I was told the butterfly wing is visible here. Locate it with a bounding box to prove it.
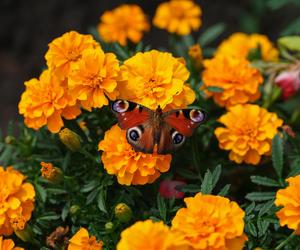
[157,108,207,154]
[111,100,156,153]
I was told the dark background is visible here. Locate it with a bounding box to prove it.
[0,0,299,133]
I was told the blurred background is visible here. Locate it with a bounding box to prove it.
[0,0,299,133]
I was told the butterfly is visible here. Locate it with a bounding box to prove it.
[111,99,207,154]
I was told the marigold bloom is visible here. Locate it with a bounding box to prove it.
[98,125,172,185]
[68,228,103,250]
[153,0,202,35]
[216,33,279,61]
[0,166,35,236]
[275,175,300,235]
[45,31,99,79]
[117,220,189,250]
[68,47,119,111]
[117,50,194,110]
[98,4,149,46]
[0,236,24,250]
[18,69,81,133]
[202,55,263,108]
[171,193,247,250]
[215,104,283,165]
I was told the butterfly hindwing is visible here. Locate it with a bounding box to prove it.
[111,100,155,153]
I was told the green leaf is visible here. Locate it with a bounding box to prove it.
[258,200,275,217]
[246,221,258,237]
[281,18,300,36]
[245,202,256,215]
[246,192,276,201]
[205,86,224,93]
[257,219,270,237]
[61,202,70,221]
[97,188,107,213]
[250,176,280,187]
[35,183,47,203]
[198,23,226,46]
[179,184,201,193]
[211,165,222,188]
[272,134,284,178]
[218,184,231,196]
[157,194,167,221]
[200,170,213,194]
[278,36,300,51]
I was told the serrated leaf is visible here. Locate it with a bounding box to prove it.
[198,23,226,46]
[246,192,276,201]
[205,86,224,93]
[245,202,256,215]
[218,184,230,196]
[200,170,213,194]
[258,200,275,217]
[61,202,70,221]
[246,221,258,237]
[250,176,280,187]
[157,194,167,221]
[86,188,99,205]
[211,165,222,188]
[35,183,47,203]
[257,219,270,237]
[272,134,284,178]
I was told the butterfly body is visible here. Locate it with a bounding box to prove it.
[111,100,207,154]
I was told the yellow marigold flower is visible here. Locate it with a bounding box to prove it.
[98,125,172,185]
[171,193,247,250]
[117,220,189,250]
[189,44,203,70]
[202,55,263,108]
[215,104,283,165]
[68,47,119,111]
[0,166,35,236]
[45,31,99,79]
[275,175,300,235]
[0,236,24,250]
[117,50,193,110]
[153,0,202,35]
[98,4,149,46]
[68,228,103,250]
[18,69,81,133]
[216,32,279,62]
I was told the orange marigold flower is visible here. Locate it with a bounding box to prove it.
[202,55,263,108]
[98,4,149,46]
[0,236,24,250]
[117,220,189,250]
[45,31,99,79]
[171,193,247,250]
[0,166,35,236]
[18,69,81,133]
[117,50,194,110]
[98,125,172,185]
[153,0,202,35]
[68,228,103,250]
[216,32,279,62]
[68,47,119,111]
[275,175,300,235]
[215,104,283,165]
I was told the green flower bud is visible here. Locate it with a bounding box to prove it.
[59,128,81,152]
[69,205,80,215]
[114,203,132,223]
[105,222,114,232]
[4,135,16,144]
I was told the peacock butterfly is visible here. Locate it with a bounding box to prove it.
[111,99,207,154]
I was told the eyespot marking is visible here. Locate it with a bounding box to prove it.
[189,109,205,123]
[171,131,185,146]
[112,100,129,113]
[127,127,142,142]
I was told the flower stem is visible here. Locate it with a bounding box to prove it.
[275,232,295,250]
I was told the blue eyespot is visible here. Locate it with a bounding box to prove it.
[190,110,205,123]
[173,133,184,144]
[129,130,139,141]
[113,100,129,113]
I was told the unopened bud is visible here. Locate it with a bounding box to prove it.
[12,217,34,243]
[59,128,81,152]
[105,222,114,232]
[40,162,63,183]
[189,44,203,70]
[114,203,132,223]
[69,205,80,215]
[5,135,16,144]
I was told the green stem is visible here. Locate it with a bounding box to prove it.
[79,148,98,163]
[275,232,295,250]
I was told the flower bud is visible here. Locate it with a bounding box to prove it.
[275,68,300,100]
[69,205,80,215]
[105,222,114,232]
[4,135,16,144]
[12,216,34,243]
[114,203,133,223]
[59,128,81,152]
[40,162,63,183]
[159,179,186,199]
[189,44,203,70]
